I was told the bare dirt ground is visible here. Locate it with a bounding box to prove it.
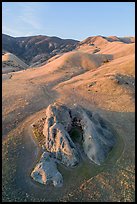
[2,41,135,202]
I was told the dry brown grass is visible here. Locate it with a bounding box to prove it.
[2,38,135,201]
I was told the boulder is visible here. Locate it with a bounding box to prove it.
[31,152,63,187]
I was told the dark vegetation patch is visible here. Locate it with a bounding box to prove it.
[87,81,96,88]
[32,117,46,146]
[115,74,135,89]
[103,59,110,63]
[69,127,83,145]
[93,48,100,54]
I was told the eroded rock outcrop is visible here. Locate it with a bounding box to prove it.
[43,103,79,167]
[31,152,63,187]
[31,102,116,186]
[71,107,116,165]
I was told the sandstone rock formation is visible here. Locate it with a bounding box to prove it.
[31,152,63,187]
[31,102,116,186]
[71,107,116,165]
[43,103,79,167]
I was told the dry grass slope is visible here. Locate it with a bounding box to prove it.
[2,35,135,202]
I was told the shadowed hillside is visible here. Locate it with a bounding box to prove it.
[2,34,79,66]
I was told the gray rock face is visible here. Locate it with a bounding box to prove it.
[31,152,63,187]
[70,106,116,165]
[31,102,116,187]
[43,103,79,167]
[74,108,116,165]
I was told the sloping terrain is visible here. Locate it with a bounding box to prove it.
[2,52,29,74]
[2,35,135,202]
[76,35,135,57]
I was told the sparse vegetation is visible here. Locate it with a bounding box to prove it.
[103,59,110,63]
[32,117,47,146]
[32,127,44,146]
[88,81,96,87]
[93,48,100,53]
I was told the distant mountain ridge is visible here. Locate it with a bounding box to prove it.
[2,34,79,66]
[2,34,135,67]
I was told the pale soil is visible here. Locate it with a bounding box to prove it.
[2,40,135,201]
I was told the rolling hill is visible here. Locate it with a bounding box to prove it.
[2,34,135,202]
[2,52,28,74]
